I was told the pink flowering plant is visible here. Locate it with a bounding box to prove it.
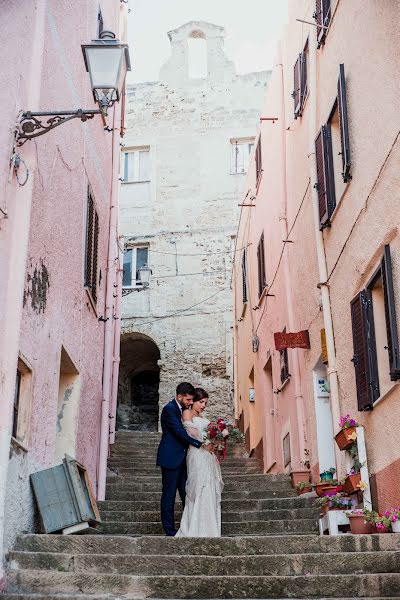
[339,414,359,429]
[384,508,400,524]
[315,491,353,510]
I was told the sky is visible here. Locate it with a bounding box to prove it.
[127,0,289,84]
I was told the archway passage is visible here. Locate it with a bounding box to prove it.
[117,333,160,431]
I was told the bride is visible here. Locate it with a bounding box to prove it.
[175,387,224,537]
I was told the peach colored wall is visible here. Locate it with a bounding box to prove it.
[233,0,400,509]
[0,0,125,568]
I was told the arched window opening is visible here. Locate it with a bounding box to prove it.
[188,32,207,79]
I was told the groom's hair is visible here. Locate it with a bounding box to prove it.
[176,382,196,396]
[193,388,209,401]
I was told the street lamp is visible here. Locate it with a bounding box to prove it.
[138,265,152,288]
[16,31,131,146]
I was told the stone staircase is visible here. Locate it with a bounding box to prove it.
[4,431,400,599]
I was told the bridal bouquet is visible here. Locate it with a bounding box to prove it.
[203,418,244,461]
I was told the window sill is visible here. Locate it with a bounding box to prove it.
[122,284,145,290]
[230,172,247,176]
[373,382,400,409]
[10,436,29,454]
[122,180,151,185]
[85,288,98,316]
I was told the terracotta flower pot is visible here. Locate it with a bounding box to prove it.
[348,514,373,535]
[335,427,357,450]
[296,486,312,496]
[290,471,310,487]
[372,524,390,534]
[315,483,343,497]
[343,473,361,494]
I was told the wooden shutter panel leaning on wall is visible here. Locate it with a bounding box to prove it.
[381,245,400,380]
[351,291,380,411]
[337,63,352,182]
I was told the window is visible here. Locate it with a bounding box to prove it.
[123,148,150,183]
[257,233,266,298]
[315,64,351,228]
[314,0,331,48]
[351,245,400,411]
[280,328,290,384]
[293,40,308,118]
[187,33,207,79]
[283,432,291,468]
[255,138,262,186]
[241,249,248,304]
[123,246,149,287]
[11,357,32,447]
[230,139,254,174]
[84,189,99,303]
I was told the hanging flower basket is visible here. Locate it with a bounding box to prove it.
[335,426,357,451]
[343,472,361,494]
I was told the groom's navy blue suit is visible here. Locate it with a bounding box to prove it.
[156,399,202,536]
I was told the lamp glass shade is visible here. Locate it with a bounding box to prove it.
[84,46,123,91]
[138,265,151,285]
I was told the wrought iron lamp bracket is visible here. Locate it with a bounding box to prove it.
[16,109,102,146]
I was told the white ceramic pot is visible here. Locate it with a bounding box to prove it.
[391,519,400,533]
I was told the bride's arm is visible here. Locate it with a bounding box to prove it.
[182,410,202,440]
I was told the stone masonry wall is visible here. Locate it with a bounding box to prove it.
[120,21,269,421]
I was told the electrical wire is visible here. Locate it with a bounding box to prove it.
[255,179,311,334]
[124,286,229,326]
[119,241,252,256]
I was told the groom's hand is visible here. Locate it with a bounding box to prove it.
[203,443,214,453]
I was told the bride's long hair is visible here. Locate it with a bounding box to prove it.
[193,387,209,402]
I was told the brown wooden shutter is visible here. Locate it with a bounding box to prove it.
[293,55,301,117]
[381,245,400,380]
[315,126,336,228]
[257,233,266,298]
[300,50,307,107]
[351,291,379,411]
[92,211,99,303]
[241,249,248,304]
[337,63,351,182]
[255,138,262,185]
[315,0,331,47]
[85,193,94,290]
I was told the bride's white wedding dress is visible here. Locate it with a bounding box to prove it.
[175,416,224,537]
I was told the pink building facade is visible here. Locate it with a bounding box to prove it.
[233,0,400,511]
[0,0,127,580]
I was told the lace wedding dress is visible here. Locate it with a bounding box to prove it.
[175,416,224,537]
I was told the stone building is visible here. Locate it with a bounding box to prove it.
[119,21,269,429]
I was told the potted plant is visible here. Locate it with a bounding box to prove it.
[335,415,359,451]
[343,468,362,494]
[383,509,400,533]
[314,479,343,497]
[315,492,353,516]
[346,508,373,534]
[320,467,336,482]
[296,481,312,495]
[372,513,391,533]
[290,470,310,487]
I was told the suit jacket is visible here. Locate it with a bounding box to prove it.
[156,400,202,469]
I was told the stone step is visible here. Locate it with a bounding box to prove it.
[104,478,294,491]
[107,456,260,465]
[97,496,315,512]
[3,596,400,600]
[8,550,400,577]
[99,508,319,523]
[96,518,318,536]
[107,465,262,475]
[105,489,297,500]
[7,570,400,598]
[15,533,400,556]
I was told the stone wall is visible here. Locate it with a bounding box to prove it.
[120,21,270,422]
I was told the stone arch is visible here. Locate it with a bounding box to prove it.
[117,332,161,431]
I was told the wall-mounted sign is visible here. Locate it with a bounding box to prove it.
[274,330,310,351]
[249,388,255,402]
[320,328,328,364]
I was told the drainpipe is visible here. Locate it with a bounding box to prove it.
[307,30,342,470]
[109,238,123,445]
[0,1,47,586]
[97,107,121,500]
[277,50,307,471]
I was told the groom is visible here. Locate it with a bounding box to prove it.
[156,382,212,536]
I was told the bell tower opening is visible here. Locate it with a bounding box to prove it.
[188,30,207,79]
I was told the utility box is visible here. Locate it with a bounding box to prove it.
[30,455,101,534]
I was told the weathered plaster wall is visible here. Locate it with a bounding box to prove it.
[0,0,123,555]
[121,21,269,420]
